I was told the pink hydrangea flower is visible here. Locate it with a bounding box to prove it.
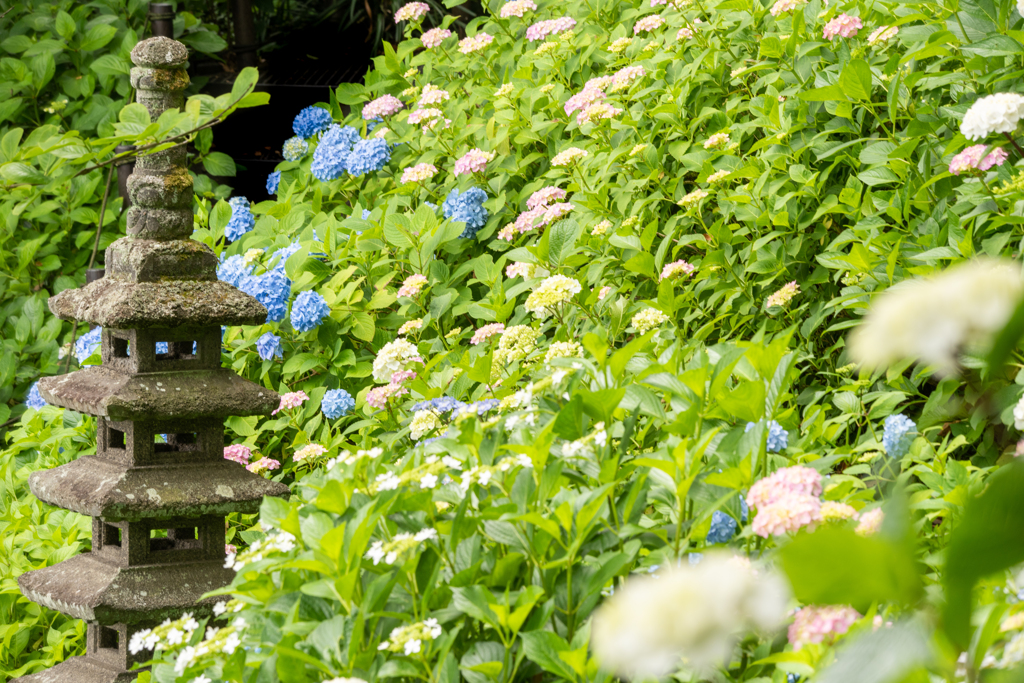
[527,186,568,210]
[633,15,666,33]
[273,391,310,415]
[770,0,803,15]
[395,2,429,23]
[223,444,252,465]
[661,260,696,280]
[294,443,327,462]
[390,369,418,384]
[471,323,505,344]
[398,274,429,297]
[225,543,237,555]
[677,27,694,39]
[855,508,884,535]
[454,148,496,176]
[823,14,863,39]
[543,202,574,222]
[421,28,452,48]
[948,145,1008,175]
[564,85,607,116]
[526,16,577,41]
[361,94,404,120]
[459,33,494,54]
[788,606,861,650]
[867,25,898,45]
[408,108,445,128]
[500,0,537,18]
[598,285,612,300]
[367,383,409,409]
[401,163,438,184]
[577,102,621,125]
[747,465,823,509]
[750,494,822,537]
[610,65,646,91]
[247,457,281,473]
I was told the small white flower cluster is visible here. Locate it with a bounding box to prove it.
[173,619,246,674]
[561,421,609,459]
[365,528,438,565]
[632,308,669,334]
[129,612,202,655]
[370,455,461,493]
[326,447,384,469]
[224,530,296,571]
[379,618,443,656]
[459,455,532,492]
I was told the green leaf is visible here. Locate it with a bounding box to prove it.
[816,622,933,683]
[986,293,1024,378]
[383,214,415,249]
[839,59,873,101]
[55,11,75,41]
[203,151,237,177]
[119,103,151,126]
[351,312,375,341]
[335,83,367,105]
[179,29,228,55]
[547,219,580,266]
[520,631,577,680]
[1,163,48,184]
[80,24,117,51]
[945,460,1024,648]
[858,167,900,186]
[210,200,232,232]
[779,526,921,612]
[230,67,260,105]
[799,84,847,102]
[91,54,131,76]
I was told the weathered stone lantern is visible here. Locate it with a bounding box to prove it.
[19,36,288,683]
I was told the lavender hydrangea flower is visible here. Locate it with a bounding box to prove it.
[290,290,330,332]
[883,414,916,458]
[345,138,392,177]
[292,106,333,138]
[311,124,361,182]
[225,197,256,242]
[442,187,489,239]
[266,170,281,195]
[240,270,291,322]
[413,396,467,413]
[322,388,356,419]
[74,326,102,364]
[217,254,252,288]
[256,332,282,360]
[25,381,46,409]
[282,136,309,161]
[745,420,789,453]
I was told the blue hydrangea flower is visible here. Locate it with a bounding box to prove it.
[74,326,102,364]
[156,341,168,354]
[25,381,46,410]
[745,420,788,453]
[225,197,256,242]
[270,242,301,273]
[413,396,467,413]
[367,117,383,133]
[345,138,392,177]
[266,170,281,195]
[883,414,916,458]
[788,675,801,683]
[687,553,703,565]
[322,388,355,419]
[443,187,489,239]
[240,270,291,322]
[362,209,372,220]
[455,399,501,416]
[292,106,333,138]
[217,254,253,288]
[256,332,282,360]
[706,510,738,544]
[291,290,330,332]
[310,124,361,182]
[282,136,309,161]
[424,201,438,211]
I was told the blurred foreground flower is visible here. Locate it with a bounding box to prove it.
[592,553,790,679]
[848,258,1023,375]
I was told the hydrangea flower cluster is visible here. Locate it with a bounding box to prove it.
[408,107,448,130]
[419,84,449,106]
[378,618,443,656]
[421,27,452,48]
[459,32,494,54]
[442,187,489,238]
[223,444,252,466]
[855,508,884,535]
[961,93,1024,140]
[454,148,496,176]
[362,95,404,122]
[770,0,804,15]
[661,260,696,280]
[225,197,256,242]
[766,281,800,308]
[788,606,861,650]
[501,0,537,18]
[367,382,411,409]
[526,16,577,41]
[247,456,281,474]
[706,510,738,544]
[398,274,429,297]
[746,465,822,537]
[745,420,789,452]
[74,326,102,364]
[256,332,283,360]
[524,275,582,317]
[224,529,296,571]
[704,132,730,150]
[882,414,916,458]
[394,1,429,22]
[506,262,536,279]
[24,381,46,409]
[545,341,583,362]
[633,15,665,33]
[322,388,355,419]
[632,308,669,333]
[372,339,423,383]
[410,410,443,440]
[346,138,392,177]
[948,145,1008,175]
[292,106,333,138]
[471,323,505,344]
[822,14,863,39]
[282,136,308,161]
[310,124,361,182]
[239,268,291,322]
[217,254,252,287]
[867,25,898,45]
[273,390,309,415]
[493,325,540,370]
[293,443,327,462]
[552,147,589,166]
[610,65,646,91]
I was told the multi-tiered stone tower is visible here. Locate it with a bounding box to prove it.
[20,36,289,683]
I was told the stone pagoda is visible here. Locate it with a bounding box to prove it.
[20,37,289,683]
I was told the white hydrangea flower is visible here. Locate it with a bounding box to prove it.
[1013,395,1024,430]
[961,93,1024,140]
[410,409,443,440]
[372,339,422,383]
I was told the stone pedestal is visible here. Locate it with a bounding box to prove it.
[18,36,288,683]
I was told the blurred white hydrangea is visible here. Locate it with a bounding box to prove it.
[961,93,1024,140]
[592,552,790,679]
[848,258,1023,375]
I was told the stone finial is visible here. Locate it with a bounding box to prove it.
[129,36,188,68]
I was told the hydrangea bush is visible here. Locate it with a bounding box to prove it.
[16,0,1024,680]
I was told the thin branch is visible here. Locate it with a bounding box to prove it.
[88,166,115,270]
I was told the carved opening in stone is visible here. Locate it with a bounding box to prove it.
[108,425,127,450]
[99,626,119,651]
[112,336,130,359]
[156,339,198,362]
[103,523,122,548]
[155,431,199,453]
[149,525,201,554]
